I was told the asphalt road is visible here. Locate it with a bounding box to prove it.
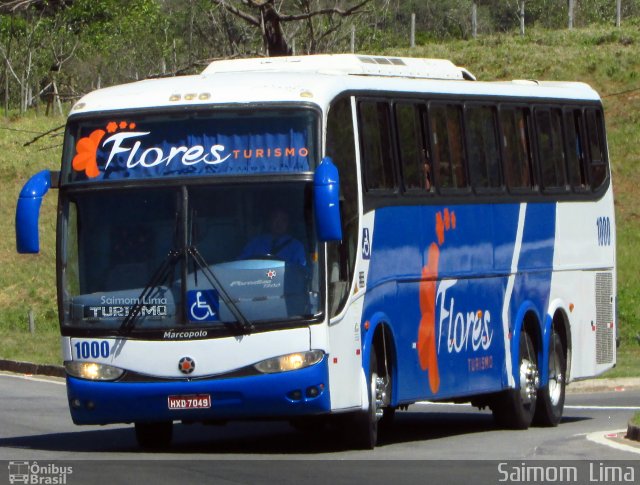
[1,372,638,484]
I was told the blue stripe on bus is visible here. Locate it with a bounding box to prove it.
[510,202,556,387]
[362,203,556,402]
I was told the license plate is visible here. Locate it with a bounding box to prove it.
[168,394,211,410]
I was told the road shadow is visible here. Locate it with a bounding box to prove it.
[0,408,593,455]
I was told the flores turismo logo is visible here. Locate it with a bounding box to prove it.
[8,461,73,484]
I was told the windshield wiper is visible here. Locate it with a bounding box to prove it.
[118,248,182,336]
[188,245,254,335]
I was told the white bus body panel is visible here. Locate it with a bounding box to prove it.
[63,327,311,378]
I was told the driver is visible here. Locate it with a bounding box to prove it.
[239,208,307,266]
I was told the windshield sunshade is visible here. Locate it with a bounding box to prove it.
[65,109,317,183]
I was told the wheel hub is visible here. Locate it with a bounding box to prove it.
[519,360,539,404]
[374,376,387,420]
[548,372,563,404]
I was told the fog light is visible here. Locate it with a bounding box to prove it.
[306,386,319,398]
[288,390,303,401]
[70,398,82,409]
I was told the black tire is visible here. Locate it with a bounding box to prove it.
[380,406,396,431]
[533,330,566,427]
[492,330,539,430]
[350,347,381,449]
[134,421,173,449]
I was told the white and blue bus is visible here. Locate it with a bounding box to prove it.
[16,54,616,449]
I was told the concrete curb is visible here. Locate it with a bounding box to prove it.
[0,359,65,378]
[566,377,640,393]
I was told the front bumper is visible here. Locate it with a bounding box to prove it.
[67,356,330,425]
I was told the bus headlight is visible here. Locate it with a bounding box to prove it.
[254,350,324,373]
[64,361,124,381]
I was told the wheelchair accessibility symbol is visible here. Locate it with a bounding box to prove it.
[362,228,371,260]
[187,290,219,322]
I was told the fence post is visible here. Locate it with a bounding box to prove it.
[472,2,477,39]
[3,60,7,117]
[568,0,574,29]
[519,0,525,36]
[28,310,35,335]
[410,13,416,48]
[616,0,622,27]
[351,24,356,53]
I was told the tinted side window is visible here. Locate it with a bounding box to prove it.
[500,107,534,190]
[429,103,467,189]
[326,97,358,317]
[359,101,395,191]
[535,108,567,190]
[327,98,358,222]
[395,103,432,192]
[466,105,501,190]
[564,109,588,190]
[586,108,607,190]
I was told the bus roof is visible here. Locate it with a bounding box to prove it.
[70,54,601,116]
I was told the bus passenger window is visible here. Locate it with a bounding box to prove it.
[466,105,501,190]
[359,101,395,191]
[535,108,567,190]
[395,103,432,192]
[564,109,588,190]
[500,108,534,190]
[429,103,467,190]
[586,109,607,190]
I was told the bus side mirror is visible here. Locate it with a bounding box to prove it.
[15,170,57,254]
[314,157,342,242]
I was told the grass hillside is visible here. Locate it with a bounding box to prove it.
[0,113,62,364]
[1,25,639,376]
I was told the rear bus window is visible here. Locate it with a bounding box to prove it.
[564,109,588,190]
[586,109,607,190]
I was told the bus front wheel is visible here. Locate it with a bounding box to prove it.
[492,330,539,430]
[534,330,566,427]
[135,421,173,449]
[351,346,386,449]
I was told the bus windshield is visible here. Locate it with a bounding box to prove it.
[61,181,321,335]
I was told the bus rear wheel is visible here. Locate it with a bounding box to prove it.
[534,330,566,427]
[492,330,539,430]
[135,421,173,449]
